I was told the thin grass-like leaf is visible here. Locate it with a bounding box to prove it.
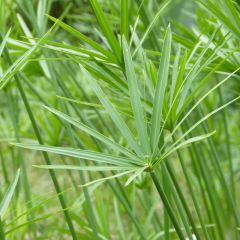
[120,0,129,40]
[150,25,171,150]
[133,0,171,57]
[124,166,147,186]
[89,0,121,62]
[47,15,117,62]
[81,65,144,157]
[159,131,216,163]
[79,169,138,187]
[122,37,150,155]
[0,25,54,89]
[0,28,11,57]
[44,105,142,161]
[33,165,135,171]
[158,95,240,160]
[12,143,143,167]
[0,169,20,218]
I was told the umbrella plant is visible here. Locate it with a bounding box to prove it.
[0,0,240,239]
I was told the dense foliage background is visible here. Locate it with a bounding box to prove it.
[0,0,240,239]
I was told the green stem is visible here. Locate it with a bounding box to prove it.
[172,134,211,240]
[162,163,193,240]
[142,190,163,231]
[196,105,239,227]
[185,120,224,240]
[165,161,201,239]
[7,92,36,238]
[218,86,235,200]
[48,58,99,240]
[150,171,185,240]
[188,147,217,239]
[0,219,5,240]
[1,35,78,240]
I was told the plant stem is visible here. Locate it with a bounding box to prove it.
[150,171,185,240]
[172,134,211,240]
[0,35,78,240]
[184,120,224,240]
[48,58,99,240]
[196,105,239,227]
[162,162,194,240]
[0,219,5,240]
[165,161,201,239]
[162,164,170,240]
[7,91,37,238]
[218,86,235,200]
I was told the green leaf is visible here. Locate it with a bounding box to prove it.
[89,0,121,63]
[133,0,171,57]
[171,67,240,140]
[177,27,220,112]
[79,169,137,187]
[122,37,150,155]
[120,0,129,40]
[125,166,147,186]
[158,94,240,158]
[198,0,240,37]
[0,169,20,219]
[150,25,171,151]
[0,28,11,57]
[0,25,54,90]
[160,131,216,163]
[169,44,181,105]
[13,143,142,167]
[47,15,117,63]
[81,65,144,158]
[44,105,143,162]
[34,165,135,172]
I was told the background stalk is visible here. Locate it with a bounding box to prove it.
[0,34,78,240]
[150,171,185,240]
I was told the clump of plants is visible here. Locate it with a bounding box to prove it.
[0,0,240,239]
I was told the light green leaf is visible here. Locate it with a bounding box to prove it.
[133,0,171,57]
[89,0,121,63]
[13,143,141,167]
[44,105,143,162]
[0,169,20,219]
[150,25,171,151]
[81,65,144,158]
[159,131,216,163]
[122,37,150,155]
[33,165,135,171]
[0,25,54,89]
[47,15,116,62]
[120,0,129,40]
[79,169,137,187]
[0,28,11,57]
[125,166,147,186]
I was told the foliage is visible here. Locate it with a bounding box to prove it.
[0,0,240,239]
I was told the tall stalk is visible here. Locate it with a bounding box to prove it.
[218,86,235,200]
[172,134,211,240]
[7,92,36,238]
[162,162,194,239]
[0,219,5,240]
[0,34,78,240]
[184,120,225,240]
[47,59,99,239]
[195,104,239,227]
[150,171,185,240]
